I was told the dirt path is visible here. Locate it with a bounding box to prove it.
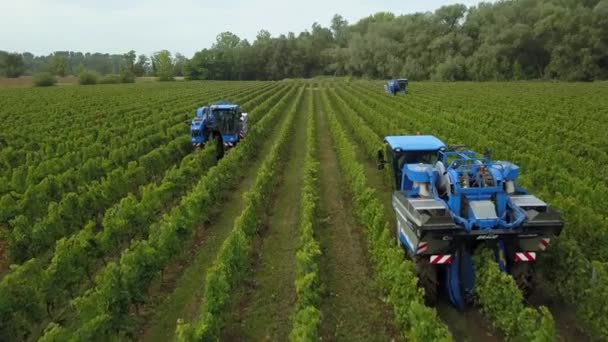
[315,89,399,341]
[220,88,309,341]
[138,98,296,342]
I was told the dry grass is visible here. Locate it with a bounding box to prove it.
[0,75,80,88]
[0,76,183,88]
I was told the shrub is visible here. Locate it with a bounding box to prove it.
[98,75,121,84]
[120,69,135,83]
[78,71,99,85]
[32,72,57,87]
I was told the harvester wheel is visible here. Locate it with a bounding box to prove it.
[414,256,438,305]
[210,132,224,160]
[511,262,535,298]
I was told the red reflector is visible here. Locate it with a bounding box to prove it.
[514,252,536,262]
[430,254,452,264]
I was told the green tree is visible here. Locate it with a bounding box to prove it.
[214,31,241,49]
[173,53,187,77]
[119,50,136,82]
[0,53,25,78]
[331,14,349,47]
[133,54,148,77]
[183,50,210,80]
[123,50,136,72]
[152,50,174,81]
[50,55,67,77]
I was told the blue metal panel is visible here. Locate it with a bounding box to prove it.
[493,161,519,180]
[222,134,238,143]
[405,164,433,183]
[211,104,239,110]
[398,230,415,253]
[401,165,414,191]
[384,135,446,151]
[196,106,207,117]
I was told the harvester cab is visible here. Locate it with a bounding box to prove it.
[385,78,408,95]
[378,135,563,309]
[190,101,248,158]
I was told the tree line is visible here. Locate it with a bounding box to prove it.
[0,50,187,80]
[2,0,607,81]
[184,0,608,81]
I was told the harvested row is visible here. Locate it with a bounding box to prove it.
[319,87,451,341]
[218,86,309,340]
[315,88,400,340]
[175,86,304,341]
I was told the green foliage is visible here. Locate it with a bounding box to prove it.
[98,74,121,84]
[0,82,287,339]
[290,87,322,340]
[37,84,297,339]
[32,72,57,86]
[539,239,608,339]
[474,248,555,340]
[153,50,175,81]
[178,88,303,341]
[78,70,99,85]
[0,52,25,77]
[6,0,608,81]
[181,1,607,81]
[320,89,451,341]
[119,69,135,83]
[133,54,149,77]
[330,80,608,340]
[50,55,68,77]
[2,80,608,341]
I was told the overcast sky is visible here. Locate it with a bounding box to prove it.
[1,0,485,57]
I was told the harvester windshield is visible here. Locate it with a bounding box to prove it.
[207,108,238,134]
[396,78,408,91]
[213,108,238,134]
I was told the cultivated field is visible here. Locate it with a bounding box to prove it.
[0,80,606,341]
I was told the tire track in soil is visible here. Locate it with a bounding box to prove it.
[138,94,298,342]
[221,86,309,341]
[315,87,400,341]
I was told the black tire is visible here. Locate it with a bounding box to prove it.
[214,133,225,160]
[511,262,535,298]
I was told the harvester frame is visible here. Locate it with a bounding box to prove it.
[190,101,248,159]
[378,135,562,308]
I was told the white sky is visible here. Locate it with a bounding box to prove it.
[0,0,486,57]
